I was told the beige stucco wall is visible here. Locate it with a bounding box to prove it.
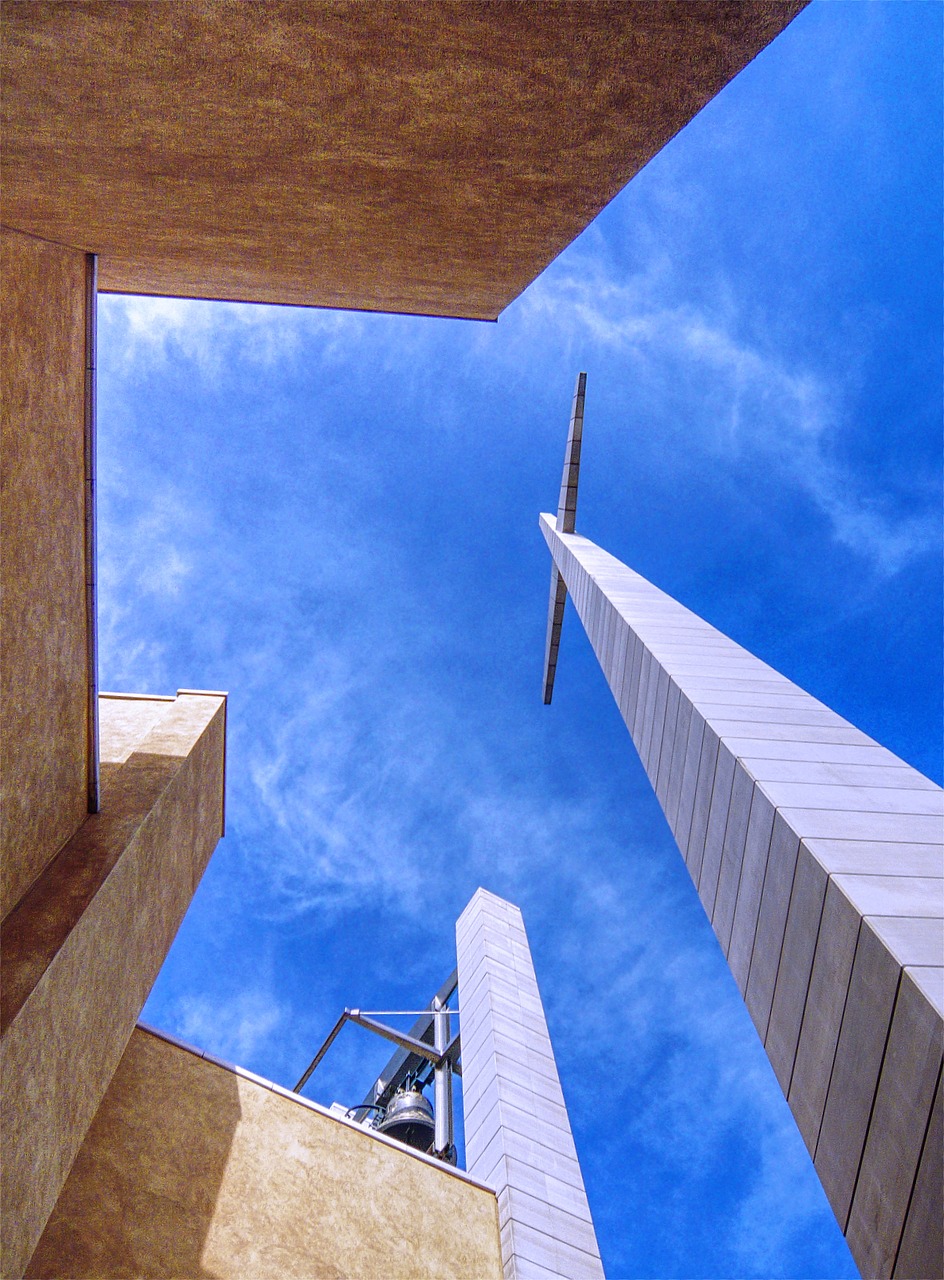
[99,692,178,768]
[27,1027,503,1279]
[0,226,90,922]
[1,693,227,1279]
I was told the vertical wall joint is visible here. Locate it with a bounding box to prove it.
[84,253,99,814]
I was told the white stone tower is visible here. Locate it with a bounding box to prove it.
[540,375,943,1280]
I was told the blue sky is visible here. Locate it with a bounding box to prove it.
[97,4,940,1277]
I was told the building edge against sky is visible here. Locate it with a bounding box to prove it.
[20,887,600,1280]
[539,378,943,1280]
[6,4,939,1278]
[23,1021,504,1279]
[1,2,806,319]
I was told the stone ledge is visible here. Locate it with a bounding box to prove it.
[1,691,226,1279]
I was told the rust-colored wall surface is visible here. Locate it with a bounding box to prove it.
[1,693,226,1280]
[27,1027,503,1279]
[0,228,89,922]
[2,1,806,320]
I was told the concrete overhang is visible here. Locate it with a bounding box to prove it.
[2,0,806,319]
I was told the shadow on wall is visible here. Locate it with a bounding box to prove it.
[26,1029,239,1280]
[25,1023,506,1280]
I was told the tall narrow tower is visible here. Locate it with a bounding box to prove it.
[541,376,943,1280]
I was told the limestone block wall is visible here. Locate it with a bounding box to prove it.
[457,889,604,1280]
[1,227,92,921]
[540,514,943,1280]
[1,692,227,1279]
[27,1025,503,1280]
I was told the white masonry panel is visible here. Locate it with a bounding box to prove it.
[540,512,943,1280]
[457,888,605,1280]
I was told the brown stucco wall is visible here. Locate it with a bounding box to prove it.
[2,2,806,320]
[1,693,227,1279]
[27,1027,503,1280]
[0,227,90,922]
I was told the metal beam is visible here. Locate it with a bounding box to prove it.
[361,969,459,1111]
[346,1012,443,1065]
[542,371,586,704]
[292,1011,348,1094]
[432,996,454,1157]
[294,970,462,1109]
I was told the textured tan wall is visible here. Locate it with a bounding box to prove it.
[98,691,177,775]
[28,1027,503,1280]
[0,227,89,922]
[1,693,227,1279]
[2,2,806,319]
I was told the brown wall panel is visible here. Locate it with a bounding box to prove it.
[2,2,806,319]
[0,228,89,922]
[27,1027,503,1280]
[0,693,226,1279]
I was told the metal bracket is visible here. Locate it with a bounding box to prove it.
[292,970,462,1099]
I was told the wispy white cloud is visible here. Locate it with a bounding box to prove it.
[236,665,576,921]
[516,258,936,577]
[547,875,846,1276]
[96,483,202,690]
[730,1108,832,1276]
[101,482,199,592]
[102,294,366,375]
[173,987,288,1067]
[100,268,936,583]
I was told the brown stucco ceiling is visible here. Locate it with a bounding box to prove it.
[1,1,806,319]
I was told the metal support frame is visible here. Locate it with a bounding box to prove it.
[432,995,453,1158]
[292,970,460,1162]
[359,969,460,1114]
